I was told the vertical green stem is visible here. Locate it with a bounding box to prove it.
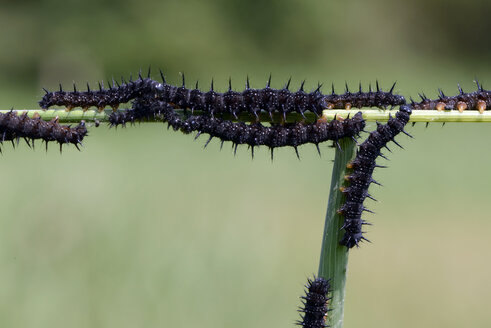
[318,137,356,328]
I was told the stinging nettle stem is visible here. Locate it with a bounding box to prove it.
[1,109,491,125]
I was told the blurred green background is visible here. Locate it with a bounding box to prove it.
[0,0,490,327]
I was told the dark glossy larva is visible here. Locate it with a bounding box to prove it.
[0,110,87,152]
[39,77,162,111]
[297,276,331,328]
[338,105,412,248]
[108,96,367,159]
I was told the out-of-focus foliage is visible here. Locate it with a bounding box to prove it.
[0,0,489,97]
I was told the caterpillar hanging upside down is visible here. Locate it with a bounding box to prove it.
[39,70,406,119]
[411,81,490,113]
[107,94,367,159]
[0,110,87,152]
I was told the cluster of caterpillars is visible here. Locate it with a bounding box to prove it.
[39,71,406,117]
[336,83,489,248]
[43,73,408,158]
[33,75,490,327]
[37,73,488,246]
[39,71,489,116]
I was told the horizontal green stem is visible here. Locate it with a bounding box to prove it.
[1,109,491,124]
[322,109,491,123]
[0,109,108,123]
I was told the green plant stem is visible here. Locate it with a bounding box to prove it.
[0,109,108,123]
[1,109,491,124]
[318,137,356,328]
[322,109,491,123]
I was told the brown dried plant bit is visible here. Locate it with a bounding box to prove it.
[435,102,446,111]
[477,100,486,114]
[456,101,467,113]
[316,114,328,124]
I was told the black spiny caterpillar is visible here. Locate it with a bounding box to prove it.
[297,276,331,328]
[411,81,490,113]
[338,105,413,248]
[0,110,87,152]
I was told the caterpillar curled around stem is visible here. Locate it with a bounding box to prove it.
[411,81,490,113]
[297,276,331,328]
[108,96,367,159]
[338,105,413,248]
[39,72,406,119]
[0,110,88,152]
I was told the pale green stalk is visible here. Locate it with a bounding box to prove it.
[0,109,107,123]
[1,109,491,124]
[322,109,491,123]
